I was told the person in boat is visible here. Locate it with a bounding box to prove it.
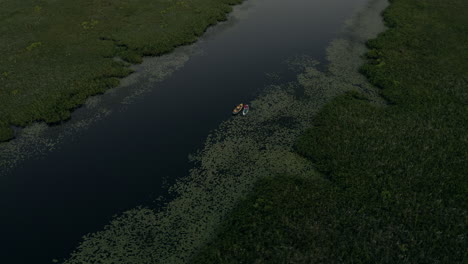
[233,103,243,114]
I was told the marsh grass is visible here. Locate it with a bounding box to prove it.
[193,0,468,263]
[0,0,243,141]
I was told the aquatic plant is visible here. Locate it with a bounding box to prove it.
[0,0,243,142]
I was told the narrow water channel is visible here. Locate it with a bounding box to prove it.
[0,0,370,263]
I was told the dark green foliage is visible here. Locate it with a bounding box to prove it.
[193,0,467,263]
[0,0,243,141]
[0,121,14,141]
[193,175,343,264]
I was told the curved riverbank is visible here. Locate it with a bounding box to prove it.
[62,0,389,263]
[194,0,468,262]
[0,0,243,141]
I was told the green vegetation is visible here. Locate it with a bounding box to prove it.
[0,0,242,141]
[193,0,468,263]
[192,175,343,263]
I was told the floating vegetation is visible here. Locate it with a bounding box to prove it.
[195,0,468,262]
[119,44,196,105]
[63,1,389,263]
[0,106,112,175]
[0,21,201,176]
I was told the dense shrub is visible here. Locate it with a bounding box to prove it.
[193,0,467,263]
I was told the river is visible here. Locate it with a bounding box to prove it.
[0,0,375,263]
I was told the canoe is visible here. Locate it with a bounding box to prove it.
[242,104,249,116]
[232,103,243,115]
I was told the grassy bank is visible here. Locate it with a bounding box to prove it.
[0,0,242,141]
[192,0,468,263]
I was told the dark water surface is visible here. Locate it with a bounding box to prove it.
[0,0,368,263]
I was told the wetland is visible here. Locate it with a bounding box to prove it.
[1,0,375,263]
[1,0,465,263]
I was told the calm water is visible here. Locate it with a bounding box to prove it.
[0,0,369,263]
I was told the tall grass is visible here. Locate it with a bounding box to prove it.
[0,0,243,141]
[192,0,468,263]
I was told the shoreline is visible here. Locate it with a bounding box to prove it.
[0,0,244,142]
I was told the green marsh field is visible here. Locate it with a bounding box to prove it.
[0,0,242,141]
[194,0,468,263]
[1,0,466,263]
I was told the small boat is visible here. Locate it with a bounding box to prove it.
[232,103,243,115]
[242,104,249,116]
